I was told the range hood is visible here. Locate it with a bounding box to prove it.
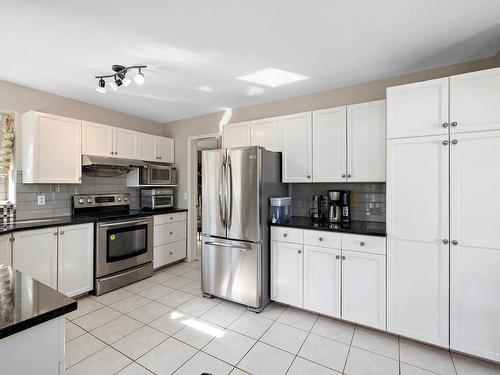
[82,155,146,177]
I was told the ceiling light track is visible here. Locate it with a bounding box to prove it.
[95,64,147,93]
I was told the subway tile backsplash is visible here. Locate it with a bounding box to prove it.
[290,182,386,223]
[14,171,140,220]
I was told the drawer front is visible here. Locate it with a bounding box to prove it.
[154,212,187,225]
[304,230,341,249]
[342,234,386,255]
[154,221,186,246]
[271,227,304,244]
[154,239,186,269]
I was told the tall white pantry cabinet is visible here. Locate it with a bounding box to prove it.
[386,66,500,361]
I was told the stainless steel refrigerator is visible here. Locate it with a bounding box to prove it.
[201,146,287,311]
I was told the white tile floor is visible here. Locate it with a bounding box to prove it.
[65,260,500,375]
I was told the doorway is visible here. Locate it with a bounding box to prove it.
[186,134,220,261]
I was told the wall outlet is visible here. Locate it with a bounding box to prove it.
[37,195,45,205]
[183,192,188,200]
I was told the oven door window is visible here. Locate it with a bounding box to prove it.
[107,224,148,262]
[153,196,172,207]
[151,168,170,183]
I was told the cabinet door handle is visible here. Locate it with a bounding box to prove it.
[442,123,449,128]
[110,151,114,155]
[336,255,340,259]
[341,255,346,260]
[60,231,64,235]
[53,232,58,236]
[442,140,449,145]
[452,240,459,245]
[360,241,365,246]
[452,139,458,145]
[347,173,352,178]
[298,249,302,254]
[318,237,323,242]
[451,121,458,127]
[169,232,173,235]
[442,239,449,244]
[283,233,288,238]
[342,174,346,178]
[169,251,173,255]
[307,175,311,179]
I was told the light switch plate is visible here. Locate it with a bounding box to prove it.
[183,192,188,200]
[37,195,45,205]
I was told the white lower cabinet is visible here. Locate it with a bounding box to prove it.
[0,234,12,266]
[13,228,58,289]
[341,250,386,329]
[271,228,386,330]
[153,212,187,268]
[12,224,93,296]
[57,224,94,297]
[303,245,341,317]
[271,241,303,307]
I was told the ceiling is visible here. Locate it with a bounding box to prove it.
[1,0,500,123]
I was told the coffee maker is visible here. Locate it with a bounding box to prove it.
[328,190,351,224]
[327,191,342,223]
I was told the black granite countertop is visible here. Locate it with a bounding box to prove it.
[0,207,188,235]
[270,217,386,237]
[0,265,77,339]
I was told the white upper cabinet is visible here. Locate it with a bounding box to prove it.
[138,133,157,162]
[57,223,93,297]
[113,127,139,159]
[250,117,282,151]
[386,77,449,139]
[303,245,341,317]
[157,136,174,163]
[450,67,500,134]
[450,130,500,362]
[222,121,251,148]
[282,112,312,182]
[22,111,82,184]
[386,135,449,347]
[342,250,386,329]
[13,227,58,289]
[347,100,386,182]
[271,241,303,307]
[82,121,113,157]
[312,106,347,182]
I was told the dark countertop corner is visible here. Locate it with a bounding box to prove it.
[270,216,386,237]
[0,265,76,339]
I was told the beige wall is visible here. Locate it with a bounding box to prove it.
[164,54,500,207]
[0,79,163,169]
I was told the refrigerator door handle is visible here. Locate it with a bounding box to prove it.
[226,153,233,229]
[219,154,226,228]
[204,241,252,252]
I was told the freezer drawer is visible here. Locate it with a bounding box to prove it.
[201,236,261,308]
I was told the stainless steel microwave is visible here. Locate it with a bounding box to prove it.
[139,165,177,185]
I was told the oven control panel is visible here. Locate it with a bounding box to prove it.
[73,193,131,208]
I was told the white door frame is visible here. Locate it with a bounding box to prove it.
[186,132,220,262]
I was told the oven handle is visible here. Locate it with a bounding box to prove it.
[98,219,151,228]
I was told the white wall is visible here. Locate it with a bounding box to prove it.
[163,53,500,207]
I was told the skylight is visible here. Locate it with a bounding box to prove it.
[238,68,309,88]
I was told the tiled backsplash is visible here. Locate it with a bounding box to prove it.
[14,171,140,220]
[290,182,386,223]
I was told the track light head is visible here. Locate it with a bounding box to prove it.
[114,76,123,87]
[134,69,145,85]
[96,78,106,93]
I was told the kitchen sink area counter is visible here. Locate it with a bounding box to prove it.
[270,216,386,237]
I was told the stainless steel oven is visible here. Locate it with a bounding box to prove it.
[139,164,177,185]
[95,216,153,295]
